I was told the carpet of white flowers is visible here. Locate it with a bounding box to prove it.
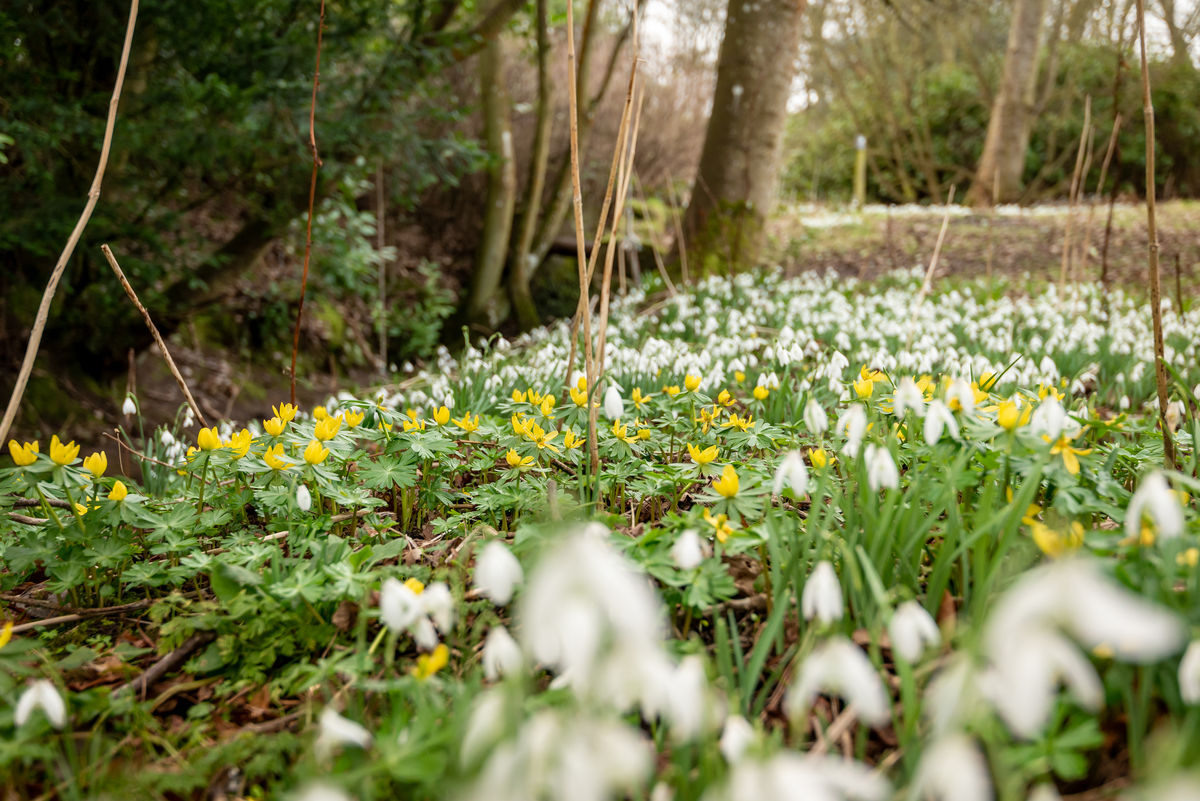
[2,268,1200,800]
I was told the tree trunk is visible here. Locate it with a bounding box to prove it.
[678,0,806,276]
[455,13,516,329]
[969,0,1048,206]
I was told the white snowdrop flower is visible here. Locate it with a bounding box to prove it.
[671,529,705,570]
[864,444,899,491]
[1179,640,1200,704]
[802,561,843,624]
[1194,383,1200,402]
[460,688,509,767]
[803,398,829,434]
[182,405,195,428]
[924,400,959,444]
[718,751,891,801]
[604,385,625,420]
[1027,784,1062,801]
[296,484,312,512]
[474,541,524,605]
[291,784,355,801]
[650,782,674,801]
[786,637,890,727]
[893,377,924,419]
[483,626,524,681]
[411,617,439,651]
[888,601,940,662]
[838,405,867,456]
[15,680,66,729]
[1166,400,1185,432]
[828,350,850,376]
[947,378,977,415]
[1119,395,1131,411]
[772,451,809,498]
[421,582,455,633]
[122,395,137,417]
[1126,472,1184,542]
[924,654,987,735]
[379,577,422,632]
[1030,396,1067,439]
[913,734,993,801]
[315,707,373,756]
[664,655,713,742]
[719,715,756,763]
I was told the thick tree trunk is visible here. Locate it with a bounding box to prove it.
[455,16,516,328]
[678,0,806,276]
[969,0,1048,206]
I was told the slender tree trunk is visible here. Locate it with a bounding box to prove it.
[679,0,807,276]
[969,0,1048,206]
[508,0,551,331]
[457,13,516,327]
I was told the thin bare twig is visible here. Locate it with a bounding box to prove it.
[115,630,217,699]
[1060,95,1092,291]
[0,0,140,444]
[906,186,956,349]
[290,0,327,406]
[102,245,207,428]
[1080,113,1122,277]
[10,598,158,635]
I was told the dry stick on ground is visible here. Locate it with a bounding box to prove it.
[10,598,159,635]
[289,0,327,406]
[0,0,139,446]
[905,186,956,350]
[564,0,600,475]
[1136,0,1176,471]
[1059,95,1092,292]
[115,630,218,699]
[1080,113,1122,278]
[101,245,208,429]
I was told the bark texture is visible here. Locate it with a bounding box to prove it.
[970,0,1048,206]
[679,0,806,275]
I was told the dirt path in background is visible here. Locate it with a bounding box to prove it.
[769,200,1200,291]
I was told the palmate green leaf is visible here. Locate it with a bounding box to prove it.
[358,458,419,490]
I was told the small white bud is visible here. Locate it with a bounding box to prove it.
[296,484,312,512]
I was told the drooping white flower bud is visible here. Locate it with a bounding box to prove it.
[671,529,704,570]
[893,377,925,419]
[122,395,138,417]
[15,680,66,729]
[296,483,312,512]
[483,626,524,681]
[772,451,809,498]
[801,561,843,625]
[804,398,829,435]
[888,601,941,662]
[604,385,625,420]
[865,443,899,491]
[924,400,959,445]
[1125,471,1184,542]
[474,541,524,605]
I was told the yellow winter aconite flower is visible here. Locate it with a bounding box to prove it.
[563,429,583,450]
[696,406,719,434]
[108,480,128,502]
[1177,547,1199,568]
[402,410,426,432]
[505,449,533,468]
[511,414,534,437]
[688,443,718,466]
[570,384,589,407]
[717,389,735,408]
[631,387,652,409]
[1044,430,1092,475]
[0,620,12,651]
[1030,519,1084,558]
[722,413,753,432]
[74,502,88,516]
[996,398,1027,432]
[453,413,480,433]
[684,374,702,392]
[313,405,329,421]
[273,403,298,424]
[264,443,292,471]
[414,643,449,680]
[343,409,365,428]
[611,420,635,445]
[8,440,39,467]
[50,434,80,465]
[263,416,286,436]
[636,428,652,441]
[433,406,451,425]
[303,439,330,465]
[82,451,108,478]
[1038,383,1065,401]
[860,366,887,384]
[663,385,682,397]
[528,423,559,452]
[197,427,221,452]
[511,389,527,404]
[539,395,556,417]
[734,371,746,383]
[703,507,734,543]
[753,385,769,401]
[315,416,342,441]
[405,577,426,594]
[853,377,875,399]
[712,464,740,498]
[225,429,253,459]
[810,447,831,469]
[525,388,544,406]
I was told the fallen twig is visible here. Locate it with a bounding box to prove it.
[115,630,217,699]
[10,598,158,634]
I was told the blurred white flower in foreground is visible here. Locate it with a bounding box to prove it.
[1179,640,1200,704]
[864,444,899,491]
[460,709,651,801]
[1030,396,1067,439]
[888,601,940,662]
[893,377,925,419]
[719,715,756,763]
[705,752,890,801]
[801,561,843,625]
[947,378,977,416]
[292,784,355,801]
[474,541,524,605]
[315,707,372,756]
[1027,784,1062,801]
[804,398,829,435]
[786,637,890,727]
[671,529,705,570]
[483,626,524,681]
[379,578,455,650]
[912,734,992,801]
[773,451,809,498]
[15,680,66,729]
[982,558,1184,738]
[924,400,959,445]
[838,406,867,456]
[1125,472,1183,542]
